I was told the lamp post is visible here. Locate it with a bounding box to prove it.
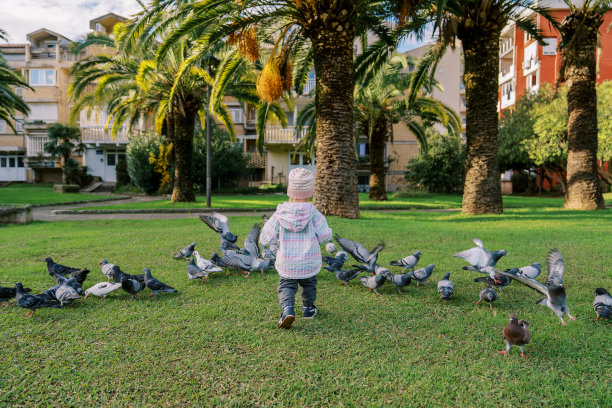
[203,56,219,208]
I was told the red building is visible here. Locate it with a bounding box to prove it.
[499,0,612,111]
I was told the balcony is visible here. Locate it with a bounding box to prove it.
[302,79,315,95]
[522,58,539,76]
[265,126,309,144]
[499,64,514,84]
[26,135,51,157]
[81,126,131,144]
[247,152,266,168]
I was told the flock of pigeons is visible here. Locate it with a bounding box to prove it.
[2,212,610,357]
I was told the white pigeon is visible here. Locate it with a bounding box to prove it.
[506,262,542,280]
[325,242,337,255]
[99,259,116,281]
[193,251,223,273]
[84,282,122,299]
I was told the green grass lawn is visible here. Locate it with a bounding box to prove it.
[1,208,611,406]
[0,184,106,205]
[83,191,612,211]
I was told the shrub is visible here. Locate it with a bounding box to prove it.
[192,127,250,192]
[126,131,167,194]
[405,129,465,194]
[115,158,131,187]
[63,158,93,187]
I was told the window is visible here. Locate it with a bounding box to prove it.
[0,158,6,167]
[229,108,244,124]
[245,139,257,153]
[358,143,369,157]
[9,157,15,167]
[525,32,534,43]
[107,154,116,166]
[302,155,312,165]
[28,103,58,121]
[29,69,55,86]
[17,157,24,167]
[290,153,300,165]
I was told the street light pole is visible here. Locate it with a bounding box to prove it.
[206,83,212,208]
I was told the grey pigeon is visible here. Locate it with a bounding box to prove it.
[437,272,454,300]
[499,313,531,357]
[187,257,208,281]
[110,265,145,284]
[261,246,276,260]
[219,240,240,253]
[38,285,60,303]
[323,251,348,272]
[241,224,261,258]
[84,282,122,299]
[44,257,81,277]
[0,286,32,301]
[474,274,512,292]
[505,263,541,280]
[390,251,422,272]
[143,268,178,297]
[53,273,84,295]
[16,282,61,317]
[406,264,435,287]
[359,266,388,295]
[174,242,196,259]
[54,278,81,306]
[67,268,91,286]
[200,212,239,252]
[381,269,412,293]
[593,288,612,321]
[220,252,274,278]
[99,259,116,281]
[477,286,498,309]
[325,242,337,255]
[329,267,363,285]
[335,234,385,274]
[454,238,507,277]
[498,249,576,325]
[120,276,144,301]
[193,251,223,273]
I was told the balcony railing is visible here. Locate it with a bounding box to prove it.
[81,126,131,144]
[247,152,266,168]
[302,79,315,95]
[265,126,309,144]
[26,135,51,157]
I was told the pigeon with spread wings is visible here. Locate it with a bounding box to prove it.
[335,235,384,274]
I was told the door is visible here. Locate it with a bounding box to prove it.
[0,154,26,181]
[104,151,125,182]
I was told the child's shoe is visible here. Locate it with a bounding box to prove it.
[278,306,295,329]
[302,306,317,319]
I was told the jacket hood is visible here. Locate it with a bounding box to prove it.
[276,202,316,232]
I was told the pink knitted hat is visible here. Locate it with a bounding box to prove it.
[287,167,315,199]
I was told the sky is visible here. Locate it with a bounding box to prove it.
[0,0,142,43]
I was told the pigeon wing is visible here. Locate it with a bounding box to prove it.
[220,254,252,271]
[244,224,261,258]
[473,238,485,248]
[497,270,548,296]
[335,235,370,263]
[546,249,565,287]
[366,242,385,264]
[199,215,223,234]
[454,247,486,268]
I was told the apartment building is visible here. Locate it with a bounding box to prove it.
[0,13,136,183]
[498,0,612,111]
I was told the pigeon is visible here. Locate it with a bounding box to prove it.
[84,282,122,299]
[329,267,363,285]
[120,276,144,301]
[335,235,385,274]
[477,286,498,310]
[437,272,454,300]
[474,274,512,292]
[54,278,81,306]
[0,286,32,301]
[187,257,208,281]
[52,273,84,295]
[99,259,116,281]
[241,224,262,258]
[389,251,422,272]
[110,265,145,284]
[38,285,60,303]
[359,266,388,295]
[406,264,435,287]
[219,252,274,278]
[499,313,531,358]
[193,251,223,273]
[15,282,61,317]
[174,242,196,259]
[261,246,276,260]
[454,238,507,277]
[325,242,337,255]
[381,270,412,293]
[593,288,612,321]
[43,257,81,277]
[506,262,542,280]
[219,240,240,253]
[67,268,91,286]
[323,251,348,272]
[143,268,178,297]
[200,212,239,251]
[498,249,576,325]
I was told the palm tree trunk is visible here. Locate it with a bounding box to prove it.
[563,15,605,209]
[171,109,196,202]
[368,117,388,201]
[311,28,360,219]
[459,32,504,214]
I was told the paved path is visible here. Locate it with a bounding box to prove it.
[32,195,460,221]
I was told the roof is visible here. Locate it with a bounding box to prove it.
[89,13,128,30]
[26,28,72,44]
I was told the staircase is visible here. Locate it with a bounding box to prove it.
[82,181,116,193]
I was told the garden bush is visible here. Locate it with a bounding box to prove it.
[126,131,166,194]
[63,158,93,188]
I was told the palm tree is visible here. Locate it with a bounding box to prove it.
[359,1,551,214]
[557,0,609,210]
[0,28,32,132]
[136,0,411,219]
[43,123,85,184]
[296,54,460,201]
